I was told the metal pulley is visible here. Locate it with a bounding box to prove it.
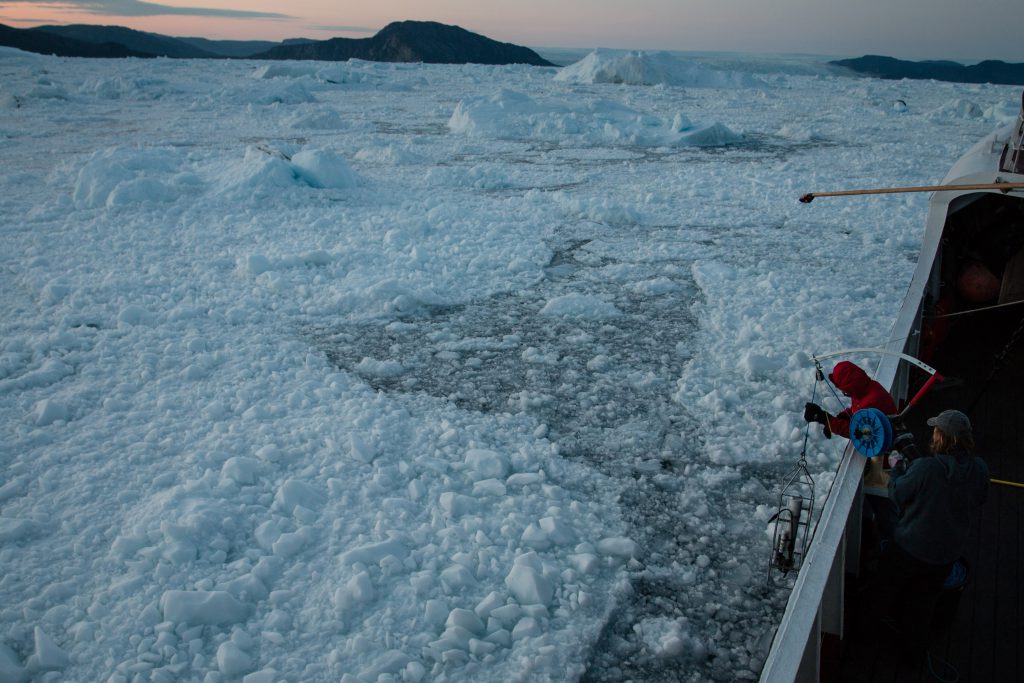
[849,407,894,457]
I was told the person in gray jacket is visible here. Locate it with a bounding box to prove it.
[877,409,989,660]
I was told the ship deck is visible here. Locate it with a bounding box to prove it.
[835,304,1023,682]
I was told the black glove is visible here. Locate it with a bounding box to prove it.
[891,457,908,477]
[803,402,827,424]
[892,431,920,462]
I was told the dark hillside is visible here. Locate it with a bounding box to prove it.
[831,55,1024,85]
[255,20,554,66]
[0,20,554,65]
[0,23,145,58]
[33,24,218,58]
[176,36,314,58]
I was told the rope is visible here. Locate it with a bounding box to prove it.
[820,371,850,419]
[806,430,846,546]
[798,363,823,462]
[803,360,849,545]
[925,298,1024,320]
[992,478,1024,489]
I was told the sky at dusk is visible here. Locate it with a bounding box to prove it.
[1,0,1022,62]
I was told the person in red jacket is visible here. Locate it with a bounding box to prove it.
[803,361,897,438]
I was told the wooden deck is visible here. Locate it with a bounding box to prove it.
[835,306,1024,682]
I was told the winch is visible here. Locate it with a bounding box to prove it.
[766,349,944,585]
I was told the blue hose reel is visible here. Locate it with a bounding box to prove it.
[849,408,894,457]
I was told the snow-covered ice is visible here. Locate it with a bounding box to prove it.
[554,49,760,88]
[0,45,1019,682]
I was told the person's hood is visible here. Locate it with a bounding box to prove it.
[936,450,974,482]
[829,361,871,397]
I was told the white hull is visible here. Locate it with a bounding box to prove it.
[759,100,1024,683]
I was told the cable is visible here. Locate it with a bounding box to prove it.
[925,297,1024,320]
[806,437,845,545]
[804,363,848,544]
[797,367,821,462]
[822,376,848,409]
[925,650,960,683]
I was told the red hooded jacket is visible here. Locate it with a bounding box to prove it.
[827,361,897,438]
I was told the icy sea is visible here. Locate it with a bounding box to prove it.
[1,45,1019,683]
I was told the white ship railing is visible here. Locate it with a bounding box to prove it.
[758,177,951,683]
[758,440,865,683]
[757,107,1022,679]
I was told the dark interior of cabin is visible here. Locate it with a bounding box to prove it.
[835,192,1024,682]
[921,192,1024,392]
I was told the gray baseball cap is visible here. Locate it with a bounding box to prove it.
[926,409,972,436]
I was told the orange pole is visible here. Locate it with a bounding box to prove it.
[800,182,1024,203]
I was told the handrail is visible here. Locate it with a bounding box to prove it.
[759,345,911,682]
[758,443,863,682]
[760,233,934,682]
[760,132,1018,683]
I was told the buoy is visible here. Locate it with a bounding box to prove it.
[957,260,1001,303]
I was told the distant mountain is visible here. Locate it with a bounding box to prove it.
[0,21,553,65]
[33,24,220,58]
[0,23,146,58]
[35,25,315,58]
[177,36,314,59]
[831,55,1024,85]
[254,20,555,66]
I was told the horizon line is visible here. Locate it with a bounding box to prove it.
[0,18,1013,65]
